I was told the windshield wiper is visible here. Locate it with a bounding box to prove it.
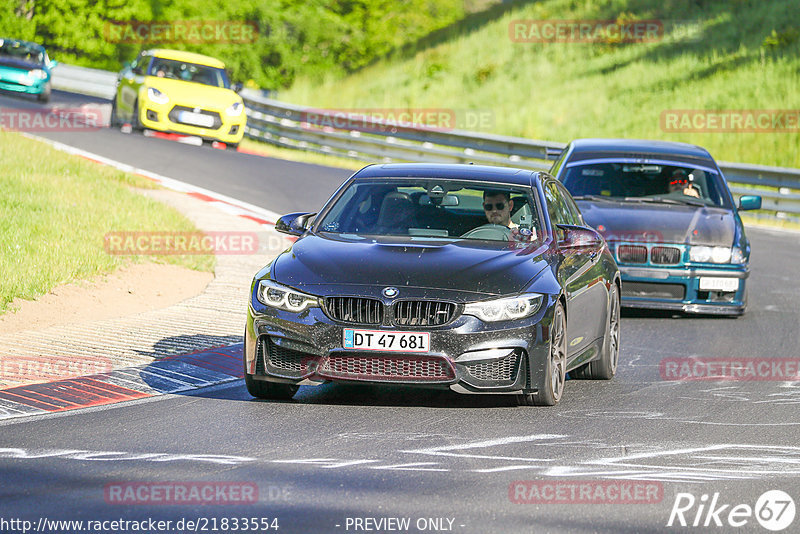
[571,194,617,201]
[623,196,707,207]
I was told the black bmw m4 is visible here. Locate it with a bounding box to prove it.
[244,164,620,406]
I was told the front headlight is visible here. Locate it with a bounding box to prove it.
[28,69,48,80]
[689,245,732,263]
[226,101,244,116]
[257,280,319,312]
[147,87,169,105]
[463,293,543,322]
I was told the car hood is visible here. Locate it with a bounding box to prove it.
[270,234,549,297]
[0,57,43,72]
[144,76,240,108]
[578,200,735,246]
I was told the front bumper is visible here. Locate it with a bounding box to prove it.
[0,76,48,95]
[619,265,748,315]
[244,295,556,395]
[138,98,245,144]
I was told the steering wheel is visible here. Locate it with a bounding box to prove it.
[461,224,513,240]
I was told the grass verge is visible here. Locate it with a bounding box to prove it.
[0,131,214,313]
[281,0,800,168]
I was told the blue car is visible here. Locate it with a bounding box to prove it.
[0,38,56,102]
[551,139,761,316]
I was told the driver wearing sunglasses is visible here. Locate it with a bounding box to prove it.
[483,190,517,228]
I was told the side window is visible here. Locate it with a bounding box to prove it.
[555,181,583,225]
[544,182,572,226]
[131,54,149,75]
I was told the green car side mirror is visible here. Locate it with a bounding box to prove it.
[738,195,762,211]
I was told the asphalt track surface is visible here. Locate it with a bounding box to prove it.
[2,90,800,533]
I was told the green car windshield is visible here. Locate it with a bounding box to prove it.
[0,40,45,65]
[562,162,728,207]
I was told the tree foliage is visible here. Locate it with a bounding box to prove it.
[0,0,466,88]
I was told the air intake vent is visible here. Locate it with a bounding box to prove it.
[318,354,455,382]
[325,297,383,324]
[393,301,457,326]
[617,245,648,264]
[651,246,681,265]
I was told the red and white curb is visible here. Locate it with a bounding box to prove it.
[0,345,244,421]
[0,135,289,420]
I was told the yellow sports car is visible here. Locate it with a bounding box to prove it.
[112,49,245,147]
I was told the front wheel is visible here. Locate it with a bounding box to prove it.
[130,100,143,131]
[37,83,51,103]
[517,303,567,406]
[573,284,620,380]
[109,95,120,127]
[243,347,298,400]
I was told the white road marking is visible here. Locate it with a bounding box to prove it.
[369,462,449,472]
[0,447,254,465]
[272,458,380,469]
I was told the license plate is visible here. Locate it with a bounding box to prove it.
[177,110,214,127]
[343,329,429,353]
[699,277,739,292]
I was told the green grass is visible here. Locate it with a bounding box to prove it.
[281,0,800,168]
[0,131,214,313]
[239,138,363,171]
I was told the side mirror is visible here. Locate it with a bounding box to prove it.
[556,224,604,251]
[738,195,762,211]
[48,59,58,69]
[275,212,316,237]
[232,82,243,93]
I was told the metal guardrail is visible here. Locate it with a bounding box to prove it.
[49,63,800,221]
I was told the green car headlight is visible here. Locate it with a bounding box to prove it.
[464,294,543,322]
[257,280,319,312]
[689,246,733,263]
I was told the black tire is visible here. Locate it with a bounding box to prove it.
[573,284,620,380]
[243,348,298,400]
[37,83,50,103]
[109,95,120,127]
[517,302,567,406]
[131,100,143,131]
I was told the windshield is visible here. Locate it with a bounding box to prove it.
[147,57,229,88]
[316,178,541,243]
[561,162,728,207]
[0,40,44,64]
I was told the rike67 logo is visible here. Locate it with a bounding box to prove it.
[667,490,796,531]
